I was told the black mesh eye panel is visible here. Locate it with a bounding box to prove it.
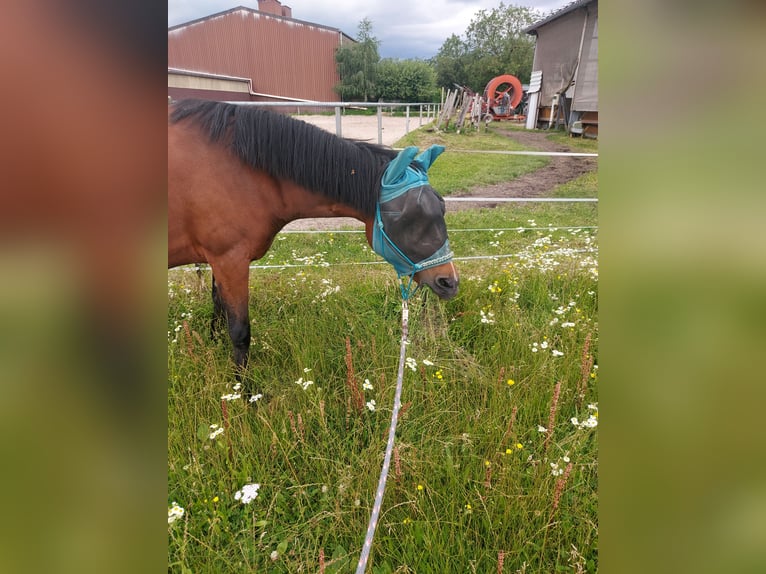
[378,186,448,262]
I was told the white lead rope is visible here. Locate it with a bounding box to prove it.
[355,299,409,573]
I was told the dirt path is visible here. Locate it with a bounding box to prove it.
[446,127,597,210]
[282,124,597,230]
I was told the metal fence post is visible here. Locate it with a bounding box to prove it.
[377,105,383,146]
[335,106,342,138]
[406,105,410,134]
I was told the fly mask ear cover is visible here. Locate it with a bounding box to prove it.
[372,145,454,277]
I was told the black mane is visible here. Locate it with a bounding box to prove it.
[170,99,398,217]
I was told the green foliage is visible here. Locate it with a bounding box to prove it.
[335,18,380,102]
[375,59,439,103]
[432,34,468,90]
[433,2,541,91]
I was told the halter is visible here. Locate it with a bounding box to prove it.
[371,145,454,299]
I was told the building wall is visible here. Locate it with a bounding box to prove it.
[526,0,598,135]
[168,6,348,102]
[572,2,597,112]
[531,9,586,105]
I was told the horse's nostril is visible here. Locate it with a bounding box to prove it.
[437,277,455,290]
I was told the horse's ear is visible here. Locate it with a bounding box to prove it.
[414,145,445,172]
[382,146,419,185]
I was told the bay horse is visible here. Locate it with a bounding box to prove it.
[168,99,459,395]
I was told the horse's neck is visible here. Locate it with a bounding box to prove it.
[277,180,372,226]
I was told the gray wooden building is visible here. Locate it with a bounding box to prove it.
[524,0,598,137]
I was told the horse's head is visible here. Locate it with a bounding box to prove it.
[368,145,459,300]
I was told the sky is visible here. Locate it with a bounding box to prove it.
[168,1,568,60]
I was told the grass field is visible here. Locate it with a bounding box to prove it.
[168,128,598,573]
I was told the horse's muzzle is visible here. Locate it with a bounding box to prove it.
[432,275,459,300]
[416,267,459,300]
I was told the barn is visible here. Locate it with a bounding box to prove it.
[523,0,598,137]
[168,1,355,105]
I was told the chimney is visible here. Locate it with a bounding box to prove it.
[281,5,292,18]
[257,0,283,17]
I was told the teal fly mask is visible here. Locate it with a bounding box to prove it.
[372,145,455,297]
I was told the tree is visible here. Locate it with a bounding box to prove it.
[463,2,539,88]
[334,18,380,102]
[433,34,468,90]
[375,59,439,102]
[433,3,540,92]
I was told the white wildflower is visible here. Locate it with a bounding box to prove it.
[581,415,598,428]
[168,502,185,524]
[362,379,373,391]
[208,424,224,440]
[249,393,264,403]
[480,309,496,324]
[422,359,434,366]
[405,357,417,371]
[537,425,548,433]
[295,377,314,390]
[571,415,598,429]
[366,399,376,412]
[270,550,279,561]
[551,349,564,357]
[221,393,241,401]
[234,483,261,504]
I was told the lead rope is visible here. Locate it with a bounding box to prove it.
[354,298,409,574]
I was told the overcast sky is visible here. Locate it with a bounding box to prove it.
[168,1,568,60]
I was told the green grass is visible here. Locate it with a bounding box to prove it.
[168,129,598,573]
[489,122,599,153]
[544,131,599,154]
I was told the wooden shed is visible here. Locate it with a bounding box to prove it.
[168,1,355,106]
[524,0,598,137]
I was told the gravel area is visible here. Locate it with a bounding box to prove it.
[297,113,431,147]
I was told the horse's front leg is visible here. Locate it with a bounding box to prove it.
[209,258,255,396]
[210,274,226,340]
